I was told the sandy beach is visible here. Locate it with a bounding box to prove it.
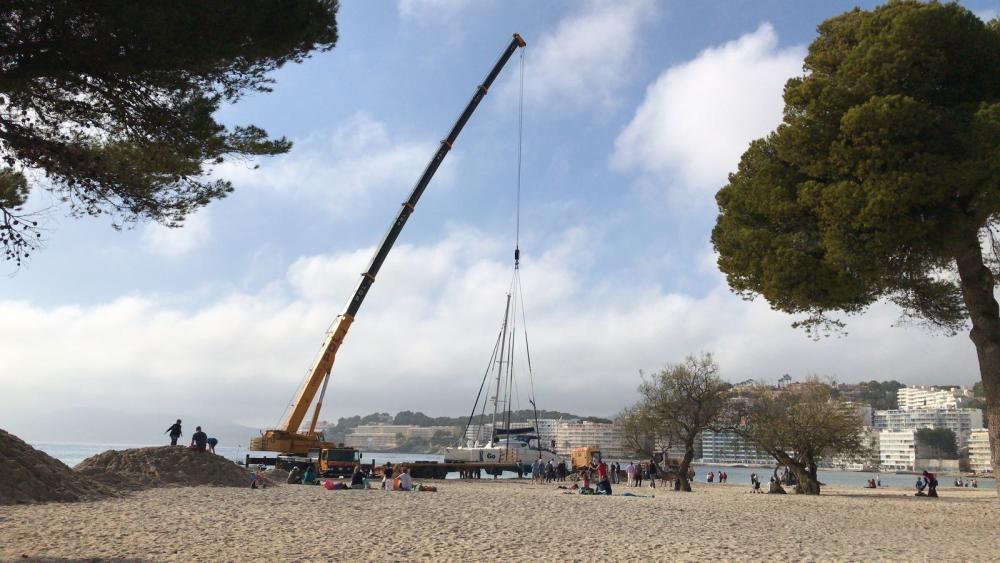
[1,479,997,562]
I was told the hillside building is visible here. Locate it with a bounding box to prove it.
[872,407,982,448]
[968,429,993,473]
[344,424,458,451]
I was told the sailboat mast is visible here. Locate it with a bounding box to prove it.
[491,292,513,441]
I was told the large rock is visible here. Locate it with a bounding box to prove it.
[0,429,112,505]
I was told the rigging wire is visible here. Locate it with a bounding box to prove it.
[461,317,506,446]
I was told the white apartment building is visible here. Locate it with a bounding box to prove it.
[968,429,993,473]
[552,420,625,459]
[344,424,457,450]
[896,386,972,411]
[879,429,916,472]
[700,431,773,465]
[872,407,983,448]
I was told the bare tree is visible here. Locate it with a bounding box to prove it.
[730,379,870,494]
[628,353,731,492]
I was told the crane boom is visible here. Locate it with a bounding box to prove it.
[252,33,527,454]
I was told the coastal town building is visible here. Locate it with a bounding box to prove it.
[896,385,972,411]
[552,420,625,459]
[878,430,916,472]
[968,429,993,473]
[344,424,458,451]
[700,431,772,466]
[872,407,982,448]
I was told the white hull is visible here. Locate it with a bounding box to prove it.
[444,439,560,465]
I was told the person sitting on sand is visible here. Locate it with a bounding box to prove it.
[302,464,317,485]
[383,462,394,490]
[351,466,366,489]
[397,467,412,491]
[915,476,926,496]
[165,419,183,446]
[287,466,303,484]
[206,437,218,454]
[190,426,208,451]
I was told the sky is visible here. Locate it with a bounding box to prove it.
[2,0,999,441]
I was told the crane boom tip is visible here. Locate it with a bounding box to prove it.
[513,33,526,48]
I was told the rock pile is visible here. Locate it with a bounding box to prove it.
[0,429,112,505]
[76,446,252,489]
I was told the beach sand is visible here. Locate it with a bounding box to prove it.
[1,479,997,562]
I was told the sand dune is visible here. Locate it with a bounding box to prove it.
[1,479,997,561]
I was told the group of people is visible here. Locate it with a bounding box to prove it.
[915,471,939,497]
[379,462,412,491]
[706,470,728,483]
[529,458,569,482]
[164,419,218,453]
[623,461,660,488]
[954,477,979,488]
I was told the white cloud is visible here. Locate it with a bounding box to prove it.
[215,114,455,214]
[0,226,983,435]
[612,23,805,198]
[504,0,657,112]
[141,209,212,257]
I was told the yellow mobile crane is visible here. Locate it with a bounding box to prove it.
[249,33,527,460]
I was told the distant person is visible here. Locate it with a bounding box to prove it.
[397,467,412,491]
[648,460,657,488]
[165,419,182,446]
[206,437,218,454]
[923,471,938,498]
[287,466,303,484]
[383,462,394,490]
[190,426,208,451]
[915,476,926,496]
[302,464,317,485]
[626,461,636,487]
[351,465,366,489]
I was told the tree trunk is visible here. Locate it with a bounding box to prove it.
[954,229,1000,497]
[793,457,821,495]
[677,441,695,492]
[773,450,821,495]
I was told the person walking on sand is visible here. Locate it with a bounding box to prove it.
[648,460,658,488]
[165,419,182,446]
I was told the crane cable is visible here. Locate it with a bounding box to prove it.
[511,47,543,448]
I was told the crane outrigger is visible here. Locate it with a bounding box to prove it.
[249,33,527,458]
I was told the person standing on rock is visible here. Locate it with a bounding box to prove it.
[165,419,182,446]
[190,426,208,451]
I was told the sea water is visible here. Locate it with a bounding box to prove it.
[32,441,995,490]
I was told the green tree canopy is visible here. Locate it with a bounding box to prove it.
[0,0,339,264]
[915,427,959,459]
[711,1,1000,494]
